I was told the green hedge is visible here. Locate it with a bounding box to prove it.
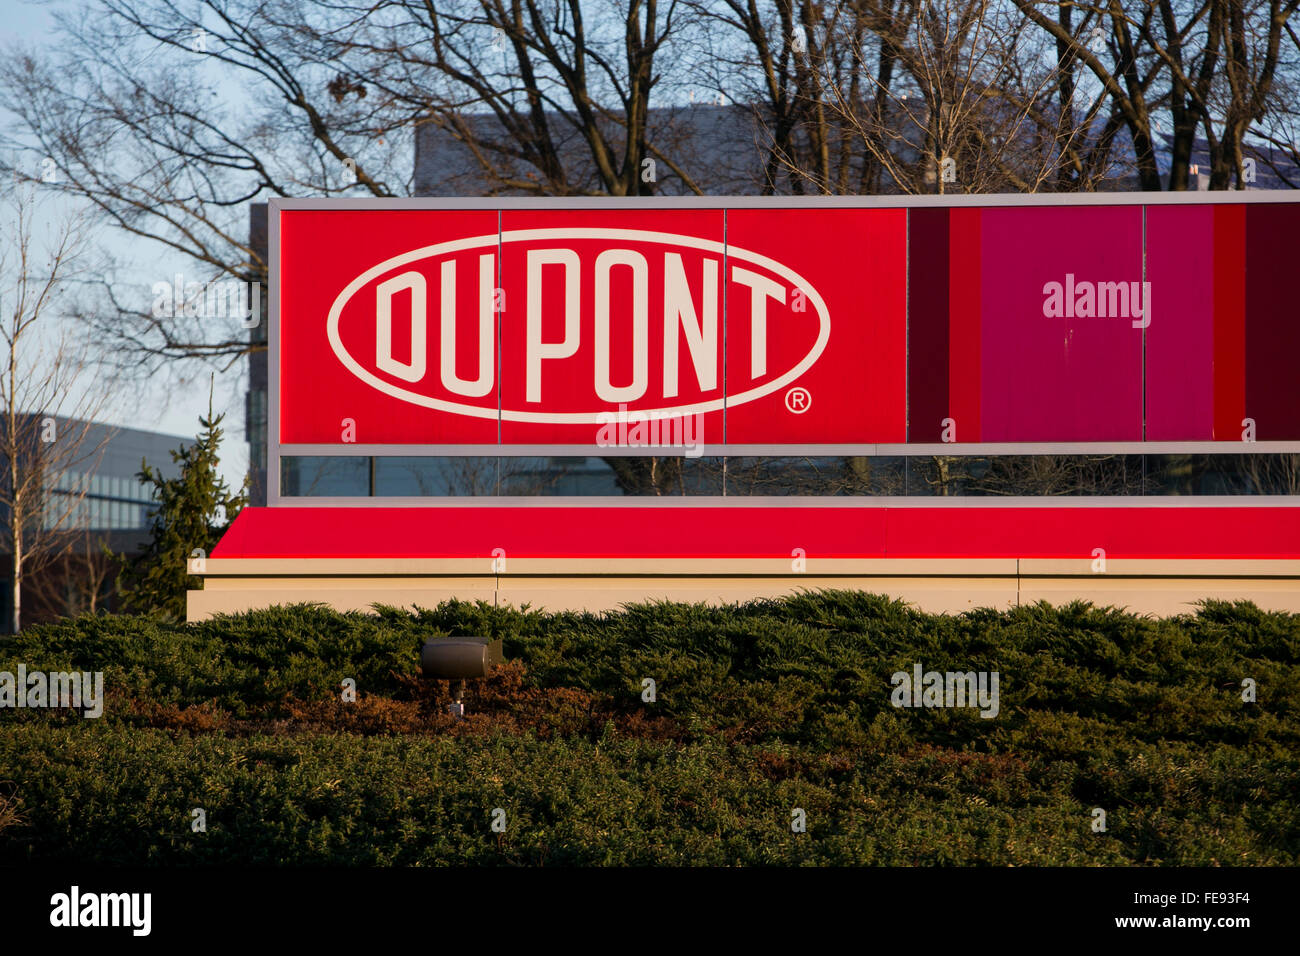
[0,593,1296,864]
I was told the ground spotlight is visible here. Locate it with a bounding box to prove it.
[420,637,504,717]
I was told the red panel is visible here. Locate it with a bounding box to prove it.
[947,208,982,442]
[214,506,1300,560]
[279,209,500,444]
[1245,204,1300,439]
[906,209,950,442]
[213,506,887,559]
[1213,204,1246,440]
[883,507,1300,558]
[498,208,725,445]
[725,208,907,443]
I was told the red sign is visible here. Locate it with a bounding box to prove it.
[725,208,906,443]
[277,198,1300,448]
[277,206,908,445]
[280,209,499,444]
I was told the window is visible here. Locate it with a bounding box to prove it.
[280,454,1300,499]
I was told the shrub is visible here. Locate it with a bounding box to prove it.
[0,592,1295,864]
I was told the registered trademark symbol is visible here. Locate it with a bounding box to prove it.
[785,387,811,414]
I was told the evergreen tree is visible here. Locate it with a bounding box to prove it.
[118,395,247,621]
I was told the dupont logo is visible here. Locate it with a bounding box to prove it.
[326,228,830,424]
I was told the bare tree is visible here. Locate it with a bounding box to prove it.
[710,0,1135,195]
[1252,13,1300,184]
[357,0,708,197]
[1013,0,1298,190]
[0,186,113,632]
[692,0,898,194]
[825,0,1081,194]
[0,0,398,378]
[1199,0,1299,187]
[24,526,119,618]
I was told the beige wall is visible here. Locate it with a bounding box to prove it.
[186,557,1300,620]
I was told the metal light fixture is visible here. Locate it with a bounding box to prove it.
[420,637,504,717]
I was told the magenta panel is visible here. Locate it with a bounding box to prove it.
[1145,205,1215,440]
[1246,203,1300,439]
[978,206,1144,441]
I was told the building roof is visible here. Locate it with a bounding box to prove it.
[414,103,1300,196]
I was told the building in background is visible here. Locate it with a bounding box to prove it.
[0,415,187,628]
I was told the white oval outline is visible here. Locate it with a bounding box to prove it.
[325,227,831,424]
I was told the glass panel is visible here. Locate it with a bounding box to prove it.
[495,457,731,496]
[1144,454,1300,495]
[279,455,1300,498]
[281,456,371,497]
[902,455,1144,497]
[722,457,905,496]
[374,457,499,496]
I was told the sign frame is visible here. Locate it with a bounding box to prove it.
[267,192,1300,507]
